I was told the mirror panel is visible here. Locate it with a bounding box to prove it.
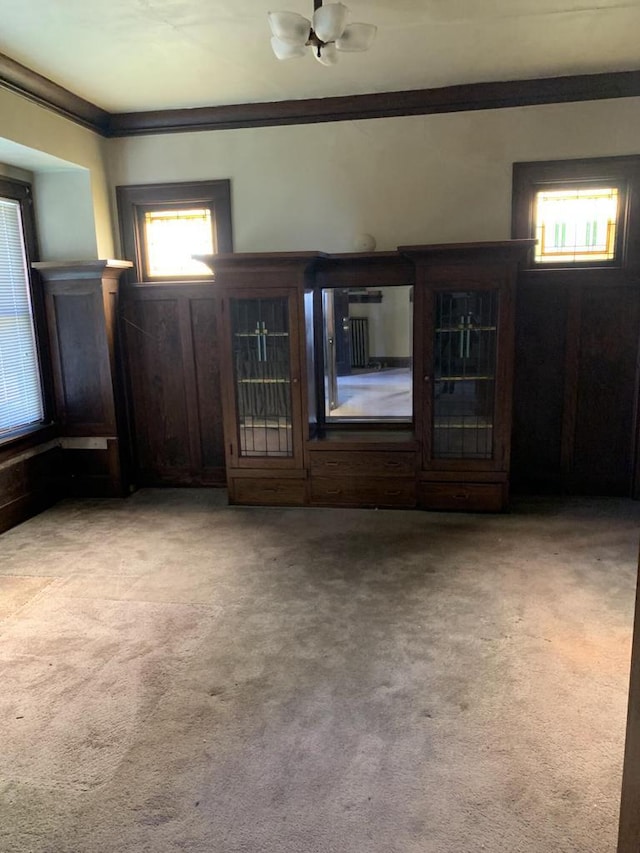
[322,285,413,421]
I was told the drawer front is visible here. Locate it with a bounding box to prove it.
[308,451,415,477]
[232,477,306,507]
[418,482,505,512]
[310,476,416,508]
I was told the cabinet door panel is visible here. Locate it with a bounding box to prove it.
[424,283,508,472]
[225,290,303,468]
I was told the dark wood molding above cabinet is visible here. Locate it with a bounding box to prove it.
[1,47,639,138]
[108,70,640,136]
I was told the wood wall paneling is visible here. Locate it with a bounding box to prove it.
[511,157,640,497]
[571,285,640,495]
[190,297,226,479]
[125,297,191,480]
[0,447,62,534]
[51,288,114,429]
[122,286,225,486]
[511,282,568,492]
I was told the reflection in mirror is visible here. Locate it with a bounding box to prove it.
[322,285,413,420]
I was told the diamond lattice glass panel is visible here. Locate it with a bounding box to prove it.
[534,187,619,264]
[144,209,213,277]
[231,297,293,458]
[0,197,44,434]
[432,290,497,459]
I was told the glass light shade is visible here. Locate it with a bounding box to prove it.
[335,22,377,52]
[268,11,312,45]
[314,42,339,66]
[312,3,349,43]
[271,36,307,59]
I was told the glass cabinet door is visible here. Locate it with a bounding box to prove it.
[229,295,297,461]
[429,289,499,463]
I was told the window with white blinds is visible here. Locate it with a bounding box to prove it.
[0,196,44,435]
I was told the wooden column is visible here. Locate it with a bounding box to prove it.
[619,550,640,851]
[33,259,133,497]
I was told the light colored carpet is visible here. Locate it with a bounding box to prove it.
[0,490,638,852]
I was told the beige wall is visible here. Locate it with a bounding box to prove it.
[107,97,640,255]
[34,170,98,260]
[0,87,113,259]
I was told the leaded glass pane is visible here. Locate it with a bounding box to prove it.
[231,297,293,458]
[432,290,497,460]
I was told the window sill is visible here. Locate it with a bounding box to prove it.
[0,423,59,463]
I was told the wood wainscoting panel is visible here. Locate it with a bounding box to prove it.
[122,285,225,486]
[0,446,62,534]
[571,285,640,496]
[190,296,226,483]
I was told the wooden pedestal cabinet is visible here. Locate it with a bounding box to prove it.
[401,242,532,511]
[33,259,133,497]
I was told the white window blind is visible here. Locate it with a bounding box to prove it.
[0,197,44,435]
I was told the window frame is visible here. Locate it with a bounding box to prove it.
[512,156,640,273]
[0,176,52,446]
[116,180,233,284]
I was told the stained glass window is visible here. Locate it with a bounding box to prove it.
[143,208,214,277]
[534,187,619,264]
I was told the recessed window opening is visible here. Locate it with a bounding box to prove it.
[534,187,619,264]
[143,208,214,277]
[0,195,44,436]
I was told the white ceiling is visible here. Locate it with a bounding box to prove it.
[0,0,639,113]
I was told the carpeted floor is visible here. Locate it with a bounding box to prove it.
[0,489,638,853]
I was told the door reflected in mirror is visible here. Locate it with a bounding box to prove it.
[322,285,413,421]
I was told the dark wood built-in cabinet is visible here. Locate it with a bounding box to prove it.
[211,254,317,505]
[403,243,524,511]
[201,241,532,512]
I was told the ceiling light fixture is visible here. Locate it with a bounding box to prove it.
[268,2,377,66]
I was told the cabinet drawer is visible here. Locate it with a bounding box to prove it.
[310,476,416,508]
[308,451,415,477]
[418,482,505,512]
[231,477,306,507]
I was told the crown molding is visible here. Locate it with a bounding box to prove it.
[1,50,639,139]
[107,70,640,136]
[0,52,110,134]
